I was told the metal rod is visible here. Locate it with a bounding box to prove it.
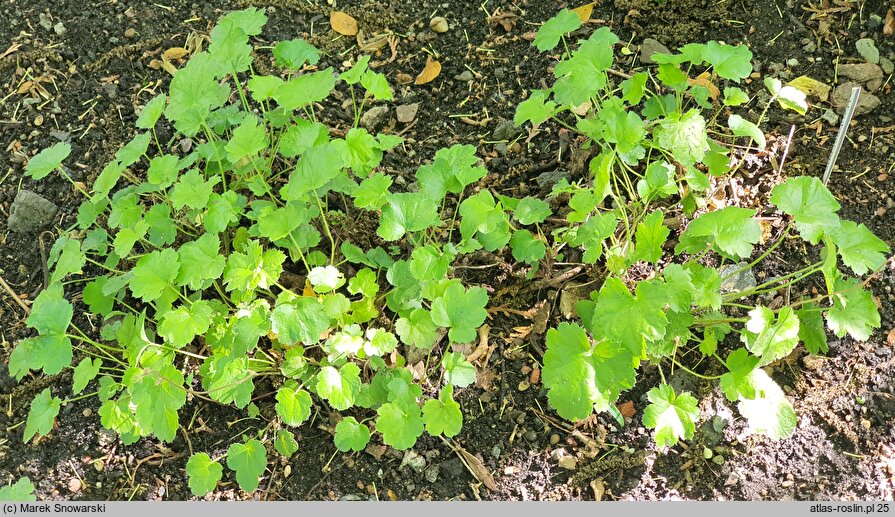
[822,86,861,185]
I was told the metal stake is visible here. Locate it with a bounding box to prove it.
[822,86,861,185]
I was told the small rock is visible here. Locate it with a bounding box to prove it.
[33,115,44,126]
[424,465,439,483]
[712,455,725,465]
[786,58,799,67]
[880,56,894,75]
[492,119,517,141]
[455,70,474,82]
[53,22,66,36]
[68,478,82,493]
[339,494,367,501]
[549,433,560,445]
[401,450,427,473]
[879,173,889,181]
[102,83,118,99]
[523,430,537,442]
[494,67,506,79]
[838,63,883,91]
[802,40,816,53]
[802,355,825,370]
[124,28,137,38]
[396,103,419,123]
[82,408,92,417]
[8,190,58,233]
[640,38,670,64]
[430,17,449,33]
[703,447,714,459]
[831,83,880,115]
[867,14,883,30]
[38,13,53,31]
[517,380,530,392]
[856,38,880,64]
[558,456,578,470]
[359,106,389,130]
[719,263,756,294]
[821,109,839,125]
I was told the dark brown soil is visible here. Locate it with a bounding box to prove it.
[1,0,894,501]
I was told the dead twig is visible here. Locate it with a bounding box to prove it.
[0,274,30,315]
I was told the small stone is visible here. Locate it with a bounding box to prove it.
[802,40,816,53]
[492,119,517,141]
[712,455,725,465]
[102,83,118,99]
[781,479,794,488]
[803,355,825,370]
[838,63,884,91]
[82,408,92,417]
[33,115,43,126]
[640,38,670,64]
[395,103,419,123]
[703,447,714,459]
[430,17,449,33]
[880,56,894,75]
[860,418,871,430]
[549,433,561,445]
[786,58,799,67]
[359,106,389,130]
[821,109,840,125]
[124,28,137,38]
[97,428,117,447]
[455,70,474,82]
[53,22,66,36]
[719,263,756,294]
[867,14,883,30]
[8,190,58,233]
[517,380,530,392]
[424,465,439,483]
[494,67,506,79]
[523,430,537,442]
[558,456,578,470]
[879,173,889,181]
[876,207,886,217]
[68,478,82,493]
[831,83,880,115]
[93,460,104,473]
[856,38,880,64]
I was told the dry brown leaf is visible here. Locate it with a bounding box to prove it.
[616,400,636,418]
[687,71,719,100]
[330,11,358,36]
[590,479,605,501]
[488,10,519,31]
[357,30,390,52]
[414,56,441,85]
[885,9,894,36]
[571,3,595,22]
[453,445,496,490]
[163,47,189,61]
[887,327,895,346]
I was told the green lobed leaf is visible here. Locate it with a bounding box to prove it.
[642,384,699,447]
[633,210,670,264]
[514,90,557,126]
[130,248,179,302]
[741,306,800,366]
[442,352,476,388]
[271,297,329,345]
[676,206,761,260]
[0,477,36,501]
[186,453,223,497]
[703,41,752,81]
[273,39,320,70]
[226,439,267,493]
[276,383,313,426]
[770,176,840,244]
[26,142,71,180]
[23,388,61,442]
[316,363,360,411]
[177,233,226,290]
[532,9,581,51]
[377,192,441,241]
[274,429,299,457]
[736,368,796,439]
[826,276,880,341]
[509,230,547,264]
[590,278,667,356]
[334,417,372,452]
[72,357,102,395]
[422,384,462,437]
[376,400,424,450]
[430,284,489,343]
[136,94,167,129]
[225,114,268,163]
[828,220,890,276]
[796,302,828,355]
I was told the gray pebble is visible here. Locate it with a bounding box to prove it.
[640,38,670,64]
[492,119,517,141]
[360,106,390,130]
[8,190,58,233]
[880,56,894,75]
